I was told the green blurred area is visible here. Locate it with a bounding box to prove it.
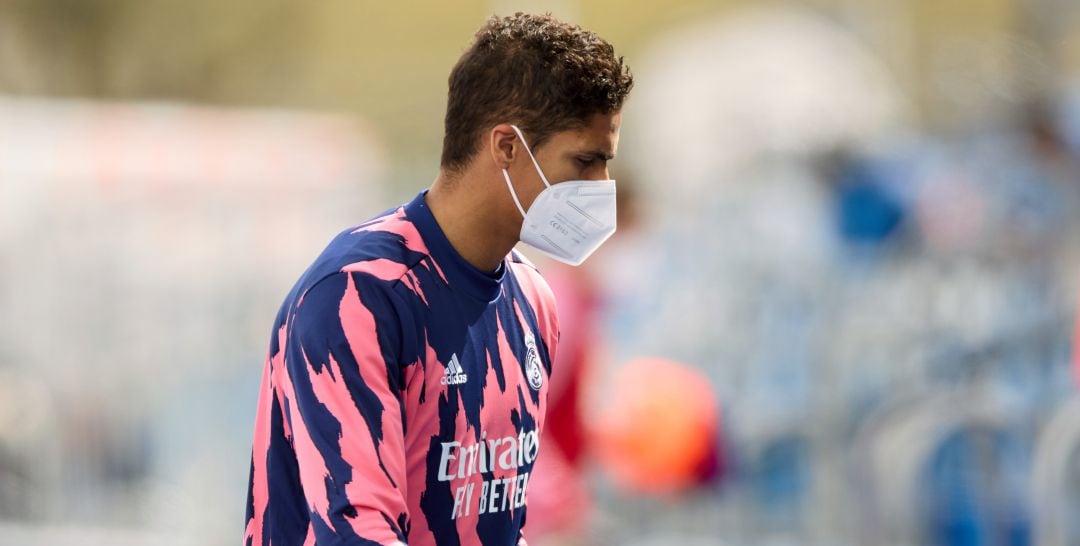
[0,1,718,186]
[0,0,1075,187]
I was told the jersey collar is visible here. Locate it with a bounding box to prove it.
[404,190,505,302]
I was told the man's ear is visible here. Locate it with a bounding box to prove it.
[489,124,519,170]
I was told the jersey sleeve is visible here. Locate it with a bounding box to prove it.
[282,271,411,545]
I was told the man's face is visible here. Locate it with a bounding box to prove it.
[515,111,621,210]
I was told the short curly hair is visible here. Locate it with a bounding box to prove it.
[440,12,634,172]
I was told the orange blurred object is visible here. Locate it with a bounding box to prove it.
[592,357,720,495]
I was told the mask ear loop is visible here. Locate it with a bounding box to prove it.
[502,168,528,218]
[509,124,552,188]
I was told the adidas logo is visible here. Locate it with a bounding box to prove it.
[441,353,468,386]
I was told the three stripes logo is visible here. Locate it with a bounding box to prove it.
[441,353,468,386]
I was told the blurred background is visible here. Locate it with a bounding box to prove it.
[1,0,1079,545]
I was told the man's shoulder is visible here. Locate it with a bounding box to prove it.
[507,249,539,272]
[506,251,560,357]
[325,206,432,275]
[507,250,557,307]
[293,205,432,303]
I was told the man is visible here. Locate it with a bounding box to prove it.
[244,12,633,546]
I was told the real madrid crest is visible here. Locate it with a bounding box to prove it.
[523,331,544,391]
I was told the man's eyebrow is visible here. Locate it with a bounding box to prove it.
[577,149,616,161]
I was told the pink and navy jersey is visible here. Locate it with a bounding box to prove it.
[245,191,557,546]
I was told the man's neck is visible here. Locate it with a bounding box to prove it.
[425,170,519,273]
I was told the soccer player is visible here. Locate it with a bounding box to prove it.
[243,12,633,546]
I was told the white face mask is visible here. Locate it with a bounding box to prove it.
[501,124,617,266]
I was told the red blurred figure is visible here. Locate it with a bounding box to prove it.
[525,184,724,545]
[524,262,601,542]
[524,184,643,543]
[1075,291,1080,390]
